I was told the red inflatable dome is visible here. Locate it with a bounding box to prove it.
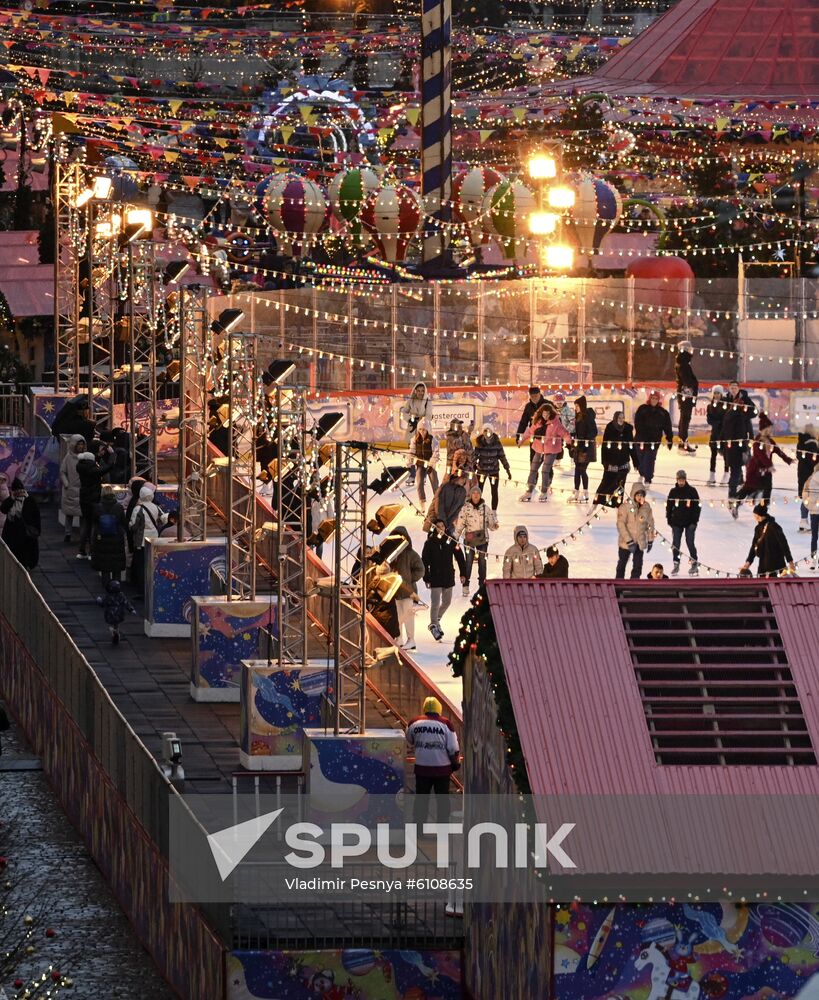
[626,256,695,310]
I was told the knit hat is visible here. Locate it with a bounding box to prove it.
[759,413,773,431]
[712,384,725,396]
[139,485,155,501]
[483,423,495,434]
[78,452,95,461]
[649,390,661,401]
[528,385,541,394]
[553,391,566,404]
[417,419,430,432]
[676,469,687,479]
[423,697,442,714]
[753,503,769,517]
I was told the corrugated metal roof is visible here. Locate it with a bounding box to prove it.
[550,0,819,102]
[485,579,819,798]
[0,264,53,317]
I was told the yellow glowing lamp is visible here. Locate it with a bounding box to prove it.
[544,244,574,271]
[548,186,576,209]
[527,153,557,180]
[528,211,558,236]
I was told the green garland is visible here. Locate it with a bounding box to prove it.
[448,586,531,794]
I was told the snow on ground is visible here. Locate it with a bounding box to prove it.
[354,439,812,713]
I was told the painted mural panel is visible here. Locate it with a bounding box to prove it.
[192,597,277,692]
[0,436,60,493]
[555,902,819,1000]
[228,949,462,999]
[145,538,225,628]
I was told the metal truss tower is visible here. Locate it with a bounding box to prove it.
[53,160,84,394]
[84,200,117,427]
[332,442,369,735]
[127,239,159,483]
[273,385,309,668]
[177,286,210,542]
[225,332,258,600]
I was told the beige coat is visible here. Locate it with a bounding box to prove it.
[616,482,656,551]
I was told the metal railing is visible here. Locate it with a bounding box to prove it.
[0,542,227,1000]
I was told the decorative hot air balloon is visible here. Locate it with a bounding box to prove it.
[453,166,503,248]
[263,174,329,258]
[626,256,695,311]
[482,179,536,261]
[571,175,622,262]
[360,183,421,263]
[329,167,379,224]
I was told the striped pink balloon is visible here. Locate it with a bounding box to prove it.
[359,183,421,263]
[264,174,329,257]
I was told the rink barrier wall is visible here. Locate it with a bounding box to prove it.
[312,382,819,446]
[0,542,227,1000]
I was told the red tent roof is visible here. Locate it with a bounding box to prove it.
[569,0,819,101]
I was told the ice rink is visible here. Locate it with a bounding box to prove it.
[361,438,813,710]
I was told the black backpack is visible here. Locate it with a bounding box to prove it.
[97,511,120,538]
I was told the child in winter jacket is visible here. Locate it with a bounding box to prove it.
[96,579,136,643]
[616,481,655,579]
[731,414,792,515]
[502,525,543,579]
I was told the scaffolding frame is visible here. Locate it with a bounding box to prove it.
[53,160,84,394]
[273,385,309,668]
[226,332,258,600]
[128,239,159,483]
[332,442,368,735]
[177,285,210,542]
[84,200,118,427]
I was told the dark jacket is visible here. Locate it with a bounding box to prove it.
[422,531,467,589]
[706,400,725,442]
[721,390,757,443]
[77,454,114,507]
[516,395,546,439]
[538,555,569,579]
[747,515,793,577]
[675,351,699,399]
[389,525,424,595]
[436,479,467,532]
[634,402,673,445]
[574,401,597,463]
[666,483,701,528]
[91,494,128,574]
[743,441,791,492]
[797,433,819,489]
[0,494,40,569]
[474,432,510,478]
[97,591,135,626]
[601,420,636,470]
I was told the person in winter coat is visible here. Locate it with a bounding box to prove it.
[665,469,700,575]
[59,433,86,542]
[98,429,130,485]
[594,411,636,508]
[731,414,793,516]
[410,420,440,506]
[571,396,597,503]
[77,448,114,559]
[519,403,571,501]
[741,505,795,578]
[802,466,819,568]
[91,485,128,585]
[634,391,673,486]
[129,484,168,595]
[474,424,511,510]
[616,481,655,579]
[389,525,425,651]
[407,696,460,824]
[454,483,498,593]
[502,525,543,579]
[538,545,569,578]
[400,382,433,485]
[706,385,728,486]
[51,394,95,443]
[445,419,475,475]
[427,472,467,534]
[96,578,136,643]
[0,473,9,534]
[0,478,40,570]
[516,386,547,458]
[797,426,819,533]
[422,518,467,641]
[675,340,699,453]
[721,380,758,499]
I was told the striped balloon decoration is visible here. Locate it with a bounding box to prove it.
[571,174,622,258]
[360,183,421,263]
[263,174,329,258]
[453,166,503,248]
[329,167,379,223]
[482,179,535,261]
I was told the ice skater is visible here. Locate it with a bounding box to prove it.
[675,340,698,454]
[96,579,136,644]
